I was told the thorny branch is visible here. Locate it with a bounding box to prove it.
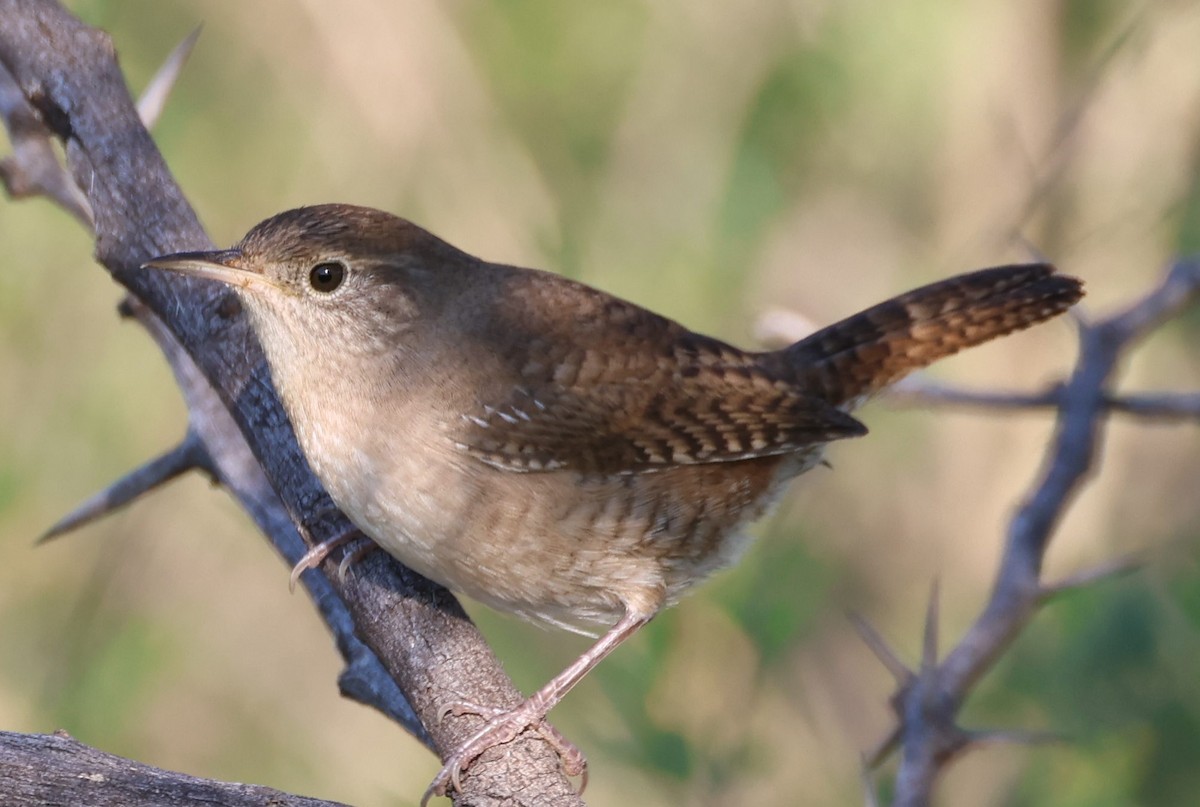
[873,259,1200,806]
[0,2,579,805]
[761,263,1200,802]
[0,8,431,750]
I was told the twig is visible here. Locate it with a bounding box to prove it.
[888,377,1200,422]
[877,258,1200,805]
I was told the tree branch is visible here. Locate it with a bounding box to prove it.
[0,731,350,807]
[880,258,1200,805]
[0,1,579,804]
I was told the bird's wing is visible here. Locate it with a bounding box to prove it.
[450,265,865,474]
[457,363,866,475]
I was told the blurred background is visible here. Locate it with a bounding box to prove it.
[2,0,1199,804]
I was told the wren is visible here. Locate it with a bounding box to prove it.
[144,204,1083,802]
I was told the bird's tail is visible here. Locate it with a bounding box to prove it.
[778,263,1084,407]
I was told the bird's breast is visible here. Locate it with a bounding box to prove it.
[279,375,819,632]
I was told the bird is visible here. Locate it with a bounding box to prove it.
[143,203,1084,802]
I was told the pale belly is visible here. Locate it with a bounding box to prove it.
[295,400,817,631]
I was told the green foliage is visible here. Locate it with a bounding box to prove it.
[461,1,649,274]
[718,46,851,265]
[980,575,1200,807]
[0,579,176,758]
[1057,0,1133,78]
[711,524,833,665]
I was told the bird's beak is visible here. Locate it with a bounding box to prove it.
[141,249,273,292]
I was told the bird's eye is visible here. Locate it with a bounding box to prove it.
[309,261,346,293]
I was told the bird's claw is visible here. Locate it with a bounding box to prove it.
[420,699,587,805]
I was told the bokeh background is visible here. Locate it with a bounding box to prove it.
[2,1,1199,804]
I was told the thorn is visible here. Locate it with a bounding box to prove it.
[849,612,912,684]
[137,26,201,129]
[39,431,206,543]
[922,580,940,672]
[864,724,901,769]
[1039,553,1143,602]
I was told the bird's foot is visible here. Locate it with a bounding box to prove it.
[289,524,372,591]
[420,698,587,805]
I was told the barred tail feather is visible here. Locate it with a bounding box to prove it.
[780,263,1084,407]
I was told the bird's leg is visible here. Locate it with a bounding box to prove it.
[422,608,652,805]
